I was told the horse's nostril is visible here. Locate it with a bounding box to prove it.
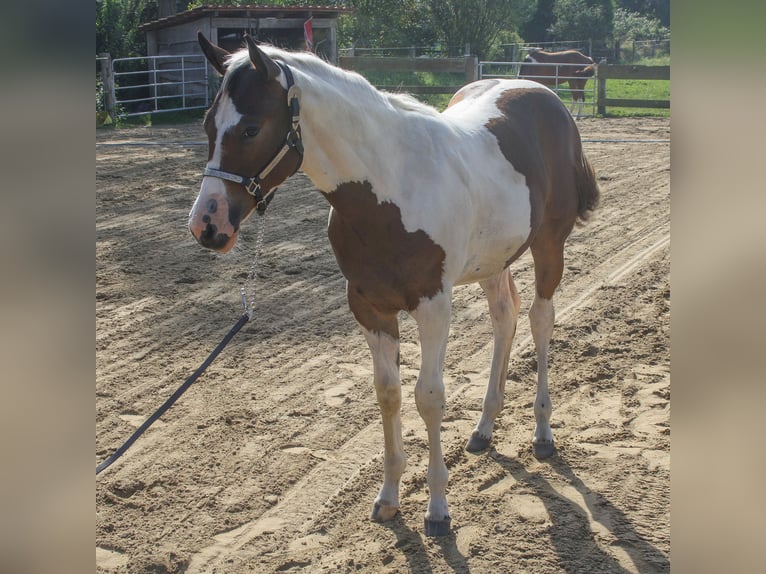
[201,222,217,241]
[207,199,218,213]
[202,214,211,223]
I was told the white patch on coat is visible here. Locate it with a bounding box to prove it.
[189,93,243,234]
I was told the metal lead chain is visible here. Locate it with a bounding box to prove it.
[241,212,267,319]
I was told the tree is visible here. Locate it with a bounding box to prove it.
[187,0,327,6]
[96,0,157,57]
[549,0,614,48]
[615,0,669,27]
[343,0,436,49]
[613,7,669,42]
[521,0,556,43]
[428,0,516,59]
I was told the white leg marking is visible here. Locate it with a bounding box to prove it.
[472,269,521,442]
[529,295,555,447]
[410,291,452,525]
[361,327,405,521]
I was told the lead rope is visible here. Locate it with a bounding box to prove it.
[241,212,267,319]
[96,213,269,476]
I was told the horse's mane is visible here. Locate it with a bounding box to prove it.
[223,46,441,119]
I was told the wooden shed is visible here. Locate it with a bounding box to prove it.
[139,3,353,63]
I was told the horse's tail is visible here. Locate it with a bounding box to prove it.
[575,151,600,224]
[573,64,596,78]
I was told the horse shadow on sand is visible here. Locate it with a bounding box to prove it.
[488,449,670,573]
[376,446,668,573]
[383,516,469,574]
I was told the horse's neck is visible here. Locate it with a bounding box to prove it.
[294,65,434,193]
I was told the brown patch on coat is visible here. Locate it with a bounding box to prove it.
[203,99,219,162]
[324,181,446,338]
[485,87,576,265]
[486,86,599,298]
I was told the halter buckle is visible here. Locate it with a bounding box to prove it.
[245,178,261,198]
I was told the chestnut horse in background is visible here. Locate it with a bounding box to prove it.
[518,49,596,119]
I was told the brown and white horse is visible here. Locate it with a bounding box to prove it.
[518,49,596,119]
[190,33,600,536]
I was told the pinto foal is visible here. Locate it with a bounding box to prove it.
[189,34,599,536]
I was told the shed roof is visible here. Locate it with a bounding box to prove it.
[138,5,353,32]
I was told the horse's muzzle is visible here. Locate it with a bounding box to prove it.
[191,220,238,253]
[189,185,240,253]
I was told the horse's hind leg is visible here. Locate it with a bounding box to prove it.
[466,268,521,453]
[347,286,405,522]
[529,220,573,459]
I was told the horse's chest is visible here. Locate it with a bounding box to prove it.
[325,182,446,313]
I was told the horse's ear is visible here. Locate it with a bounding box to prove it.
[244,34,281,81]
[198,32,230,76]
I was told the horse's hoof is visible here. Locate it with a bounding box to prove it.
[532,439,555,460]
[465,431,491,453]
[424,516,451,537]
[371,501,399,522]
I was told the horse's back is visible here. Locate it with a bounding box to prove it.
[446,78,559,115]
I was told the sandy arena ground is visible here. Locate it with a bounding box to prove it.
[97,116,670,573]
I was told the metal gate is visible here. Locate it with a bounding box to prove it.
[479,61,598,117]
[109,54,212,117]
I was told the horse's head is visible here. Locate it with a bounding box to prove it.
[519,50,539,77]
[189,33,302,253]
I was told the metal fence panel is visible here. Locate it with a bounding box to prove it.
[110,55,211,117]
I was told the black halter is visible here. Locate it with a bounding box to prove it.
[202,62,303,214]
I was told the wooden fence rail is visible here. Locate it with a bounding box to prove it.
[597,64,670,114]
[338,55,479,94]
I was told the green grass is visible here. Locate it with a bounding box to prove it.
[601,55,670,117]
[633,55,670,66]
[603,78,670,117]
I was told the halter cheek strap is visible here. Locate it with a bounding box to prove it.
[203,61,303,214]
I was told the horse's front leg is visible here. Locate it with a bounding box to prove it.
[347,286,405,522]
[410,290,453,536]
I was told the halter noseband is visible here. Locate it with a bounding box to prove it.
[203,61,303,214]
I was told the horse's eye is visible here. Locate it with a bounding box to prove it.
[244,126,259,138]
